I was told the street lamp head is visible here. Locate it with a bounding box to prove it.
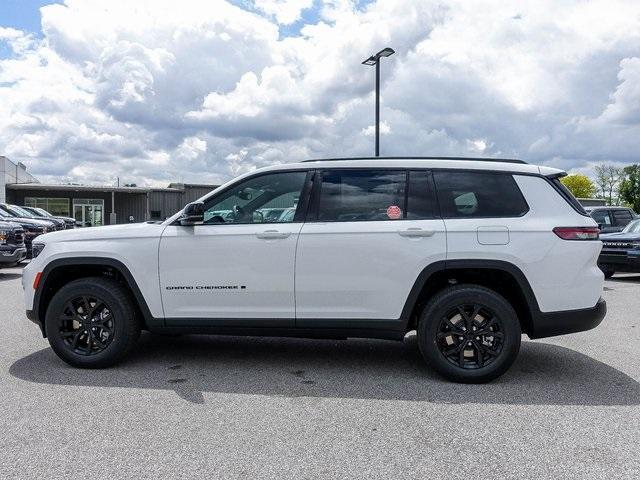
[362,47,395,66]
[376,47,395,58]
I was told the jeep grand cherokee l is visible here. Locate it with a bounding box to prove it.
[22,157,606,383]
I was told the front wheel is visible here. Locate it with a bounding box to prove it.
[45,277,141,368]
[417,284,521,383]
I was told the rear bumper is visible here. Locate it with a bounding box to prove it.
[528,298,606,339]
[0,246,27,264]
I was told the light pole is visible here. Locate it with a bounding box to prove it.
[362,47,395,157]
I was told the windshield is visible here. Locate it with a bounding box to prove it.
[35,208,52,217]
[622,219,640,233]
[6,205,34,217]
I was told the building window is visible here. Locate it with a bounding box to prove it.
[24,197,70,217]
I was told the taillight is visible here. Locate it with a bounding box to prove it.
[553,226,600,240]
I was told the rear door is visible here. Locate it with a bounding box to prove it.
[294,168,446,326]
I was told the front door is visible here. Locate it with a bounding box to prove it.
[295,169,447,325]
[159,170,310,325]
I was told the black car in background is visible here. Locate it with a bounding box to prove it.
[1,204,65,231]
[22,206,75,229]
[0,208,52,258]
[0,220,27,268]
[586,206,637,234]
[598,219,640,278]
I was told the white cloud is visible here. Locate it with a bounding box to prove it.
[0,0,639,186]
[362,122,391,136]
[254,0,314,25]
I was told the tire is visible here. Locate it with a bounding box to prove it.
[599,266,615,279]
[45,277,141,368]
[417,284,521,383]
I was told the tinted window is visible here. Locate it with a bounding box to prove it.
[203,171,307,224]
[318,170,406,222]
[407,170,436,219]
[591,210,612,226]
[613,209,633,227]
[434,171,528,218]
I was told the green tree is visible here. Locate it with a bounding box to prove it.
[561,174,595,198]
[619,165,640,212]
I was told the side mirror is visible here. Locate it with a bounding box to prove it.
[179,202,205,226]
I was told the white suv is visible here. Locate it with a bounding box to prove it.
[22,157,606,383]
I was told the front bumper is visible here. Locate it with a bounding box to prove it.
[599,251,640,272]
[0,246,27,265]
[528,298,606,339]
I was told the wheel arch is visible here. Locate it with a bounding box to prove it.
[402,259,540,335]
[34,257,155,335]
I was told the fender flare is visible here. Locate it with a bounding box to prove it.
[400,259,541,323]
[33,257,155,329]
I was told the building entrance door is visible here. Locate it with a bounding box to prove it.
[73,199,104,227]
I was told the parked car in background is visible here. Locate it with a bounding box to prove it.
[598,219,640,278]
[0,220,27,268]
[1,204,66,231]
[22,206,75,229]
[586,206,637,234]
[0,208,53,257]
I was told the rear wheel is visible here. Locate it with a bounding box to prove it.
[45,277,141,368]
[417,284,521,383]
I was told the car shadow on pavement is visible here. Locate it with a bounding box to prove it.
[0,273,23,282]
[9,333,640,406]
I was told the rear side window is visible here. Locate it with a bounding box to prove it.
[613,209,633,227]
[591,210,612,226]
[318,169,406,221]
[433,171,529,218]
[407,170,436,219]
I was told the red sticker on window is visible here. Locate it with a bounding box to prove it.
[387,205,402,219]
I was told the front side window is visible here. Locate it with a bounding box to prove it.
[434,171,529,218]
[318,169,406,222]
[203,171,307,224]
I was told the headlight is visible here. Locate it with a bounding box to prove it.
[31,243,45,258]
[0,230,6,244]
[633,242,640,249]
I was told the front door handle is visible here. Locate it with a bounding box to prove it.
[256,230,291,240]
[398,228,435,238]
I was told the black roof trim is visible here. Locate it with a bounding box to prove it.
[300,156,527,164]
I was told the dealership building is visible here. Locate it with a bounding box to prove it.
[1,156,216,226]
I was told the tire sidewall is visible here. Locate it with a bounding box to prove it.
[418,286,521,383]
[45,280,134,367]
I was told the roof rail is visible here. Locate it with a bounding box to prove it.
[301,156,527,164]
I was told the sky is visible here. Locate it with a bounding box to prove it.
[0,0,639,187]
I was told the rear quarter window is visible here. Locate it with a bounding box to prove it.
[433,171,529,218]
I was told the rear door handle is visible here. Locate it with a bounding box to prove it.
[398,228,435,238]
[256,230,291,239]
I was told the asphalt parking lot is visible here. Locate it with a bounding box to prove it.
[0,264,638,480]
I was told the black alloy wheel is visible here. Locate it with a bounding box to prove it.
[436,304,503,369]
[417,284,521,383]
[58,296,115,355]
[45,277,141,368]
